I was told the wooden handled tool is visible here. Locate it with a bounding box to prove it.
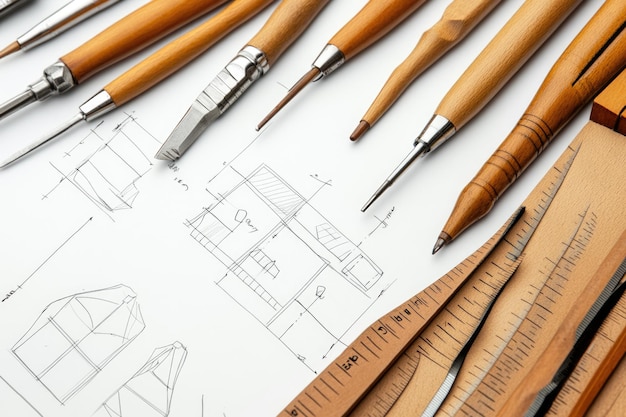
[105,0,276,106]
[61,0,229,83]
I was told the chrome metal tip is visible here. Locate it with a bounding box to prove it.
[0,89,36,121]
[361,180,391,212]
[432,237,447,255]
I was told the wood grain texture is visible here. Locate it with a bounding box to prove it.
[361,0,503,128]
[248,0,329,65]
[590,68,626,135]
[437,0,583,128]
[105,0,275,106]
[328,0,426,60]
[61,0,228,83]
[440,0,626,243]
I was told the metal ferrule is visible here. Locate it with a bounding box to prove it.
[414,114,456,153]
[79,90,116,121]
[197,45,268,115]
[29,61,77,101]
[311,44,345,81]
[17,0,123,50]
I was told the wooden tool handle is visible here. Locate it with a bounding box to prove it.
[328,0,426,61]
[362,0,502,127]
[61,0,228,83]
[441,0,626,242]
[248,0,330,66]
[591,68,626,135]
[436,0,583,127]
[105,0,275,106]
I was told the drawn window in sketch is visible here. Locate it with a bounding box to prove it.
[95,342,187,417]
[12,285,145,404]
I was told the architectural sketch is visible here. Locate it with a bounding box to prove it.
[46,113,159,218]
[12,285,145,404]
[95,342,187,417]
[187,164,386,370]
[0,376,43,417]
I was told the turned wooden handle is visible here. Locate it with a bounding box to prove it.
[328,0,426,61]
[61,0,229,84]
[247,0,330,66]
[436,0,583,127]
[475,0,626,204]
[105,0,275,106]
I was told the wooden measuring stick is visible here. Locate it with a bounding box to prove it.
[280,208,522,417]
[438,0,626,246]
[496,231,626,416]
[105,0,277,106]
[435,120,626,416]
[60,0,229,83]
[546,271,626,416]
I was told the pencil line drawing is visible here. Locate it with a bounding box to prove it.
[95,342,187,417]
[187,164,387,371]
[0,375,44,417]
[44,112,159,220]
[12,285,145,404]
[2,216,93,303]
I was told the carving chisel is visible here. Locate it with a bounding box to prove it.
[0,0,276,168]
[0,0,229,122]
[154,0,331,161]
[0,0,126,59]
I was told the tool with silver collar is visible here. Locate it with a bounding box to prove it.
[154,0,330,161]
[0,0,229,122]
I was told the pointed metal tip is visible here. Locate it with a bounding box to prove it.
[361,180,391,212]
[0,41,20,59]
[257,67,321,130]
[350,120,370,141]
[432,236,448,255]
[155,100,218,161]
[1,112,84,168]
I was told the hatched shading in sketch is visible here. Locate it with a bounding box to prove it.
[187,164,387,370]
[46,113,159,217]
[95,342,187,417]
[12,285,145,404]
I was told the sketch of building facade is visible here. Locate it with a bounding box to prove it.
[187,164,385,370]
[12,285,145,403]
[48,113,159,216]
[95,342,187,417]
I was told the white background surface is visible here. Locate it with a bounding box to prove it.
[0,1,605,416]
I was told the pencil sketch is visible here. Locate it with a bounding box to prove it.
[44,112,159,220]
[186,164,387,371]
[12,285,145,404]
[0,375,43,417]
[95,342,187,417]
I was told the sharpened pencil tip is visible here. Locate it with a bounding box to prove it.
[0,41,20,59]
[432,234,449,255]
[257,67,321,131]
[350,120,370,141]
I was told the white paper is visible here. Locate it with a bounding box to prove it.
[0,1,601,415]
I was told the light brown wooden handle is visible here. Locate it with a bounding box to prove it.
[105,0,275,106]
[437,0,584,127]
[328,0,426,61]
[247,0,330,66]
[473,0,626,207]
[61,0,229,83]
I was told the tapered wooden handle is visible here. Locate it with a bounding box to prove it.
[436,0,583,127]
[328,0,426,61]
[476,0,626,204]
[248,0,330,66]
[362,0,502,127]
[61,0,228,83]
[105,0,275,106]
